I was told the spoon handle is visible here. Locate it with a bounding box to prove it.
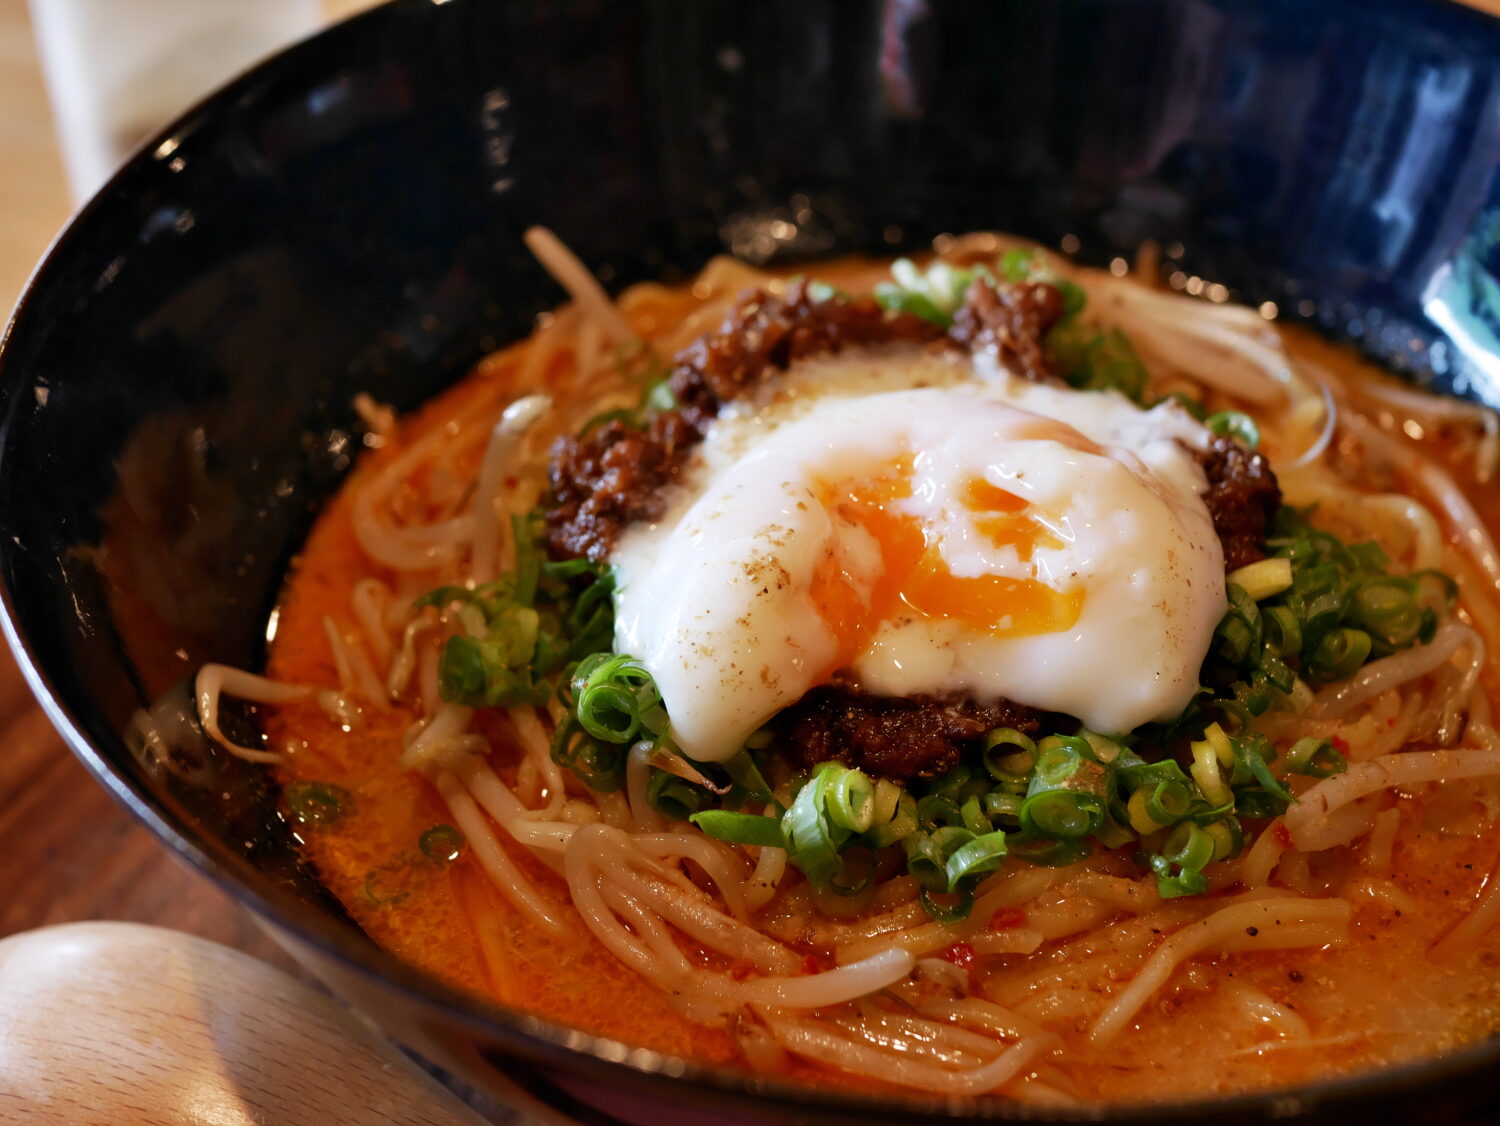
[0,921,489,1126]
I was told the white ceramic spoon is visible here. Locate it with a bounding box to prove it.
[0,921,492,1125]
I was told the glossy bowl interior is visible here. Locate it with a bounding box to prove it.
[4,1,1500,1122]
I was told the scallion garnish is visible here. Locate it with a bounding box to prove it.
[286,781,350,825]
[688,809,786,848]
[572,652,668,746]
[981,727,1038,781]
[419,824,465,864]
[647,771,712,822]
[422,514,615,711]
[1206,409,1261,450]
[1284,736,1348,779]
[1226,557,1293,602]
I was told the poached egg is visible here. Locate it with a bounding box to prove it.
[611,348,1225,763]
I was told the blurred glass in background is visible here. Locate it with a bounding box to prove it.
[28,0,323,201]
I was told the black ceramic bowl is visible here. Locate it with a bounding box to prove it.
[5,1,1500,1122]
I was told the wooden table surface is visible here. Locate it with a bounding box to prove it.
[0,0,378,971]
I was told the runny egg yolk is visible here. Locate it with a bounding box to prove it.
[964,477,1064,562]
[809,455,1083,678]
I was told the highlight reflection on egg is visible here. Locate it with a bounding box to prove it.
[611,350,1226,763]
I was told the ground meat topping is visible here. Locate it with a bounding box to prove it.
[543,410,700,563]
[775,677,1052,783]
[667,281,945,433]
[1195,436,1282,570]
[546,283,942,561]
[947,279,1066,384]
[545,278,1061,562]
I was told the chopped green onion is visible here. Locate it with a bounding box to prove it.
[1007,834,1093,867]
[982,790,1024,826]
[1284,676,1315,713]
[1413,569,1459,615]
[917,793,965,830]
[1189,741,1234,808]
[1093,812,1137,850]
[1188,797,1235,827]
[863,777,899,831]
[690,810,786,849]
[782,766,846,889]
[1227,558,1294,602]
[643,378,677,413]
[960,794,993,835]
[549,713,627,792]
[1215,583,1263,664]
[1047,322,1150,401]
[1127,787,1167,834]
[1204,506,1456,714]
[1037,733,1100,762]
[722,750,776,805]
[1020,789,1105,839]
[1262,606,1303,657]
[905,828,957,891]
[998,248,1038,282]
[286,781,350,825]
[874,282,948,325]
[865,788,920,848]
[1078,729,1126,763]
[926,764,974,801]
[579,407,640,436]
[827,846,878,897]
[1139,821,1218,898]
[825,768,876,833]
[1308,627,1373,681]
[418,824,464,863]
[1206,410,1261,450]
[981,728,1038,780]
[1162,821,1216,872]
[1144,779,1194,825]
[919,889,976,923]
[1019,742,1107,839]
[423,513,617,719]
[1350,576,1427,651]
[1229,733,1294,806]
[511,513,541,606]
[779,762,907,892]
[1142,851,1210,898]
[647,771,711,821]
[1235,789,1291,818]
[873,257,980,326]
[943,830,1009,893]
[1202,722,1235,768]
[363,860,412,907]
[1117,758,1193,791]
[1284,736,1348,779]
[571,653,667,745]
[1203,818,1244,861]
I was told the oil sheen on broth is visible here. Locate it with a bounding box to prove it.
[255,239,1500,1105]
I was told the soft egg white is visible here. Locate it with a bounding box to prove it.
[611,349,1225,763]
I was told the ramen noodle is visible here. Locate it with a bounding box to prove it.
[204,231,1500,1104]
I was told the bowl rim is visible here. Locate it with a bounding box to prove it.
[4,0,1500,1120]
